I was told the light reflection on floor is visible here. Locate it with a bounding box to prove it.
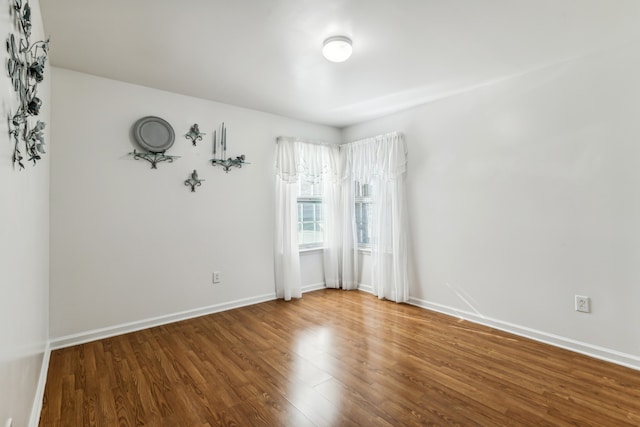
[289,326,340,426]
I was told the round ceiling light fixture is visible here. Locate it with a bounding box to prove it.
[322,36,353,63]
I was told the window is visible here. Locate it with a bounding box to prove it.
[297,180,323,248]
[355,181,373,247]
[297,180,372,249]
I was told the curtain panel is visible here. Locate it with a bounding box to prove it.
[342,132,409,302]
[274,137,341,300]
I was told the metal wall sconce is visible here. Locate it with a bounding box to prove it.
[212,155,248,173]
[185,124,205,146]
[130,149,180,169]
[210,122,248,173]
[7,0,51,169]
[184,169,204,192]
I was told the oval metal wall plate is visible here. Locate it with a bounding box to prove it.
[133,116,175,153]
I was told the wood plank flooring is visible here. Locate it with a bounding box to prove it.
[40,289,640,426]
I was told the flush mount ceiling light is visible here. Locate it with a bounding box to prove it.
[322,36,353,62]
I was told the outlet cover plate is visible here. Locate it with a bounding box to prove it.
[575,295,590,313]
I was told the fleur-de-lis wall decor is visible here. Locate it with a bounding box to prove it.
[6,0,50,169]
[185,124,205,146]
[184,169,204,192]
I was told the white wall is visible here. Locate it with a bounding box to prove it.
[0,1,51,426]
[343,42,640,363]
[49,68,340,340]
[300,250,326,291]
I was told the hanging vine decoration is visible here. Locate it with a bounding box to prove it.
[6,0,50,169]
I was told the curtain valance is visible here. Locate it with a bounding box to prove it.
[275,137,340,184]
[343,132,407,182]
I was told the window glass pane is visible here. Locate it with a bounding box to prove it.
[302,204,315,221]
[354,181,373,246]
[297,200,323,246]
[356,202,372,245]
[296,152,324,247]
[362,183,371,197]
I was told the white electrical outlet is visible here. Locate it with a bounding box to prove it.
[212,271,221,284]
[575,295,590,313]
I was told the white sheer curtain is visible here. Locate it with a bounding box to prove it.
[275,133,407,301]
[274,137,301,300]
[322,146,342,288]
[340,146,359,290]
[343,132,409,302]
[274,137,341,300]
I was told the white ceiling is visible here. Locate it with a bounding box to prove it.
[40,0,640,128]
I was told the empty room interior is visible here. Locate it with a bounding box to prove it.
[2,0,640,426]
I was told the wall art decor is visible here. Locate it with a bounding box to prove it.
[6,0,50,169]
[128,116,179,169]
[211,122,248,173]
[185,123,205,146]
[184,169,204,192]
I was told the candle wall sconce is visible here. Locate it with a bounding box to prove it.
[184,169,204,192]
[210,122,249,173]
[7,0,51,169]
[185,124,205,146]
[212,155,248,173]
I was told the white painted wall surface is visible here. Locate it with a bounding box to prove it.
[0,2,51,426]
[342,42,640,360]
[300,250,326,291]
[49,68,339,339]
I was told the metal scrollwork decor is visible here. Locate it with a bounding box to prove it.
[212,154,247,173]
[184,169,204,192]
[185,124,205,146]
[6,0,50,169]
[130,149,179,169]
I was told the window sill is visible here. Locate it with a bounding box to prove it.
[299,246,323,255]
[298,247,371,255]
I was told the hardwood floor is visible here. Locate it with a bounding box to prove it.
[40,289,640,426]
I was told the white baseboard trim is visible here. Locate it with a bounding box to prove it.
[409,297,640,371]
[357,283,374,294]
[29,342,51,427]
[50,293,277,350]
[301,283,326,293]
